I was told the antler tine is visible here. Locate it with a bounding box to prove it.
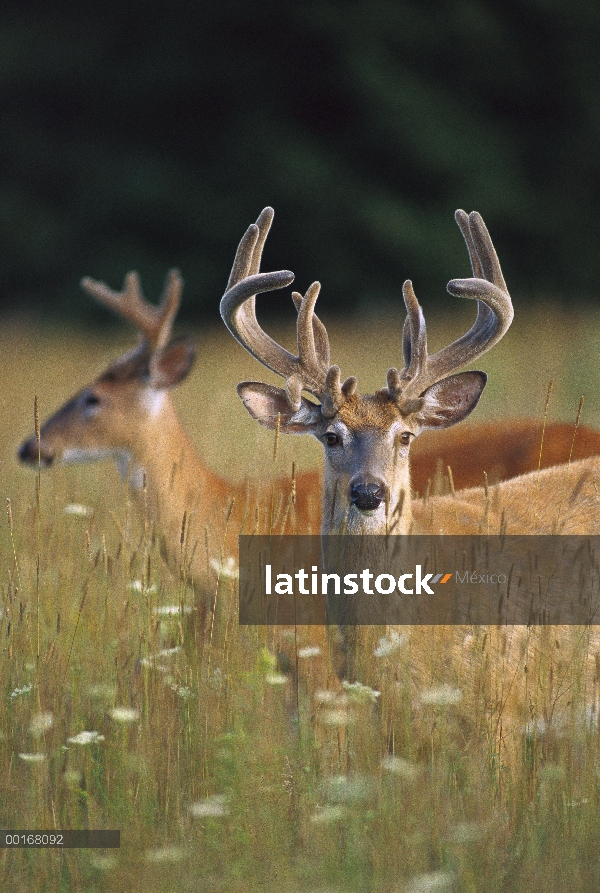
[436,210,512,372]
[232,207,331,363]
[248,207,275,277]
[401,280,428,379]
[454,209,484,279]
[226,210,269,293]
[153,269,184,353]
[467,210,508,293]
[221,208,296,377]
[81,269,183,352]
[388,280,427,400]
[395,210,513,399]
[292,290,330,367]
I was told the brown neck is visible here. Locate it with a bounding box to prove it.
[124,394,232,578]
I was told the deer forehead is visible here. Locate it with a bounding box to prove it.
[335,392,412,433]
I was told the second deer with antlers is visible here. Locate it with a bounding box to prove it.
[18,268,325,598]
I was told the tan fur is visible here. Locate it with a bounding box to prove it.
[442,457,600,534]
[336,392,402,431]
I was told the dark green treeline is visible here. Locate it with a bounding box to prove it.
[1,0,600,320]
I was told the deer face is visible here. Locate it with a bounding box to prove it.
[18,267,195,476]
[238,371,486,533]
[19,377,148,471]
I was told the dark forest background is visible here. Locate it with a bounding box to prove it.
[2,0,600,322]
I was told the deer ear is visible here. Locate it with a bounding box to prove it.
[416,371,487,430]
[237,382,323,433]
[150,337,196,389]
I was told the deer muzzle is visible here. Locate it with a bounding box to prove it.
[349,478,387,512]
[18,436,55,468]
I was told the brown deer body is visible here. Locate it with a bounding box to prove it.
[410,418,600,496]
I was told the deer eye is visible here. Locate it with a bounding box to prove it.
[82,393,102,416]
[400,431,412,445]
[325,432,340,446]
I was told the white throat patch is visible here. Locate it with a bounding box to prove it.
[62,447,146,490]
[141,388,166,419]
[63,447,123,466]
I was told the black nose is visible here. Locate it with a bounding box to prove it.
[350,479,386,511]
[18,437,54,467]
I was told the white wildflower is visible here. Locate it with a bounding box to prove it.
[404,870,455,893]
[264,673,289,686]
[319,708,354,727]
[87,684,116,700]
[310,805,347,824]
[342,680,381,703]
[210,556,239,579]
[18,752,47,763]
[63,769,84,788]
[373,630,407,657]
[109,707,140,723]
[10,684,34,699]
[381,755,420,780]
[90,854,118,870]
[155,646,182,658]
[315,689,345,706]
[419,685,463,706]
[325,774,375,803]
[297,645,322,659]
[189,794,230,818]
[64,504,93,517]
[127,580,157,593]
[210,668,227,691]
[29,712,54,738]
[152,605,191,616]
[67,731,105,745]
[169,684,196,700]
[524,717,547,737]
[140,645,182,667]
[585,704,599,733]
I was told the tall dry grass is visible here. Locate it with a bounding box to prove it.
[1,305,600,891]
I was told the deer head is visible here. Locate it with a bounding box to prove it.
[221,208,513,534]
[18,270,195,478]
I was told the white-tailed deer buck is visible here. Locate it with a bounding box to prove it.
[222,207,600,537]
[221,206,517,535]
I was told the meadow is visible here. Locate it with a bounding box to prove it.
[2,300,600,892]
